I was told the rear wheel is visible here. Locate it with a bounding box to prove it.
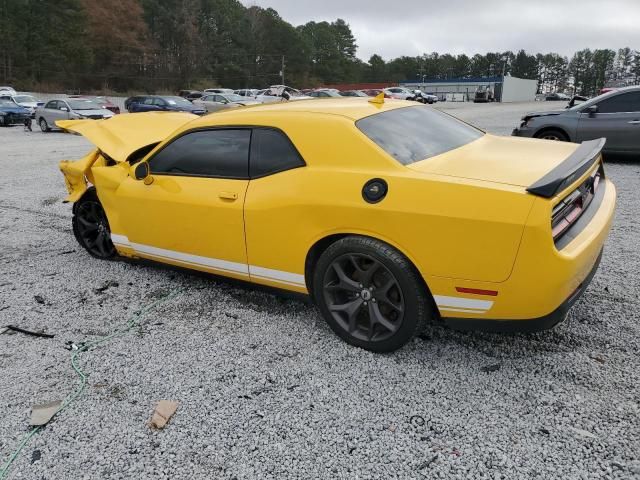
[312,236,431,352]
[72,189,116,259]
[39,118,50,132]
[535,129,568,142]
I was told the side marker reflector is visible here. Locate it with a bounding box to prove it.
[455,287,498,297]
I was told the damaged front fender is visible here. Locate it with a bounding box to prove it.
[59,149,107,203]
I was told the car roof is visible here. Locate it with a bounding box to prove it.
[188,97,414,123]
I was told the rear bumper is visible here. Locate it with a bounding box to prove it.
[443,249,602,333]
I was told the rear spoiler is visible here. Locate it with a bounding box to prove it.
[526,138,605,198]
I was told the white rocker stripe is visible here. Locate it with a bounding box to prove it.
[111,233,131,247]
[433,295,494,312]
[110,234,306,287]
[249,266,306,287]
[438,307,489,314]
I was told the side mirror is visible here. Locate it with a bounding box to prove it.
[60,106,69,112]
[132,162,153,184]
[585,105,598,116]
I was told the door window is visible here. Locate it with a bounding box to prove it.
[149,129,251,178]
[595,92,640,113]
[250,128,305,178]
[152,98,166,106]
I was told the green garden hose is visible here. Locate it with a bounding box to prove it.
[0,289,184,480]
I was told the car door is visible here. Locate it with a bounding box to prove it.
[243,127,308,291]
[111,128,251,280]
[577,91,640,153]
[49,100,70,125]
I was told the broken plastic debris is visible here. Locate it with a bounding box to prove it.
[149,400,179,429]
[30,400,62,426]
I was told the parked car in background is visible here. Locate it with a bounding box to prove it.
[339,90,368,97]
[0,86,17,96]
[204,88,234,95]
[192,93,259,113]
[362,89,391,98]
[0,98,31,126]
[125,95,206,115]
[1,94,42,117]
[512,86,640,155]
[254,85,311,103]
[235,89,260,97]
[36,98,114,132]
[412,90,438,104]
[383,87,416,100]
[545,92,570,101]
[177,90,203,102]
[474,85,495,103]
[308,89,343,98]
[68,95,121,114]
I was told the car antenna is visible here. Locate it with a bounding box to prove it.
[368,92,385,105]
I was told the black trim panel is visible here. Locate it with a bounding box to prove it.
[527,138,606,198]
[443,249,603,333]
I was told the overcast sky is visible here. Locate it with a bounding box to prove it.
[243,0,640,61]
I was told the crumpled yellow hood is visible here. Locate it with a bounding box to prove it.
[407,134,579,188]
[57,112,197,162]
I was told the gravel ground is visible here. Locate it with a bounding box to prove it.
[1,102,639,480]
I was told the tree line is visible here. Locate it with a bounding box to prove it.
[1,0,639,95]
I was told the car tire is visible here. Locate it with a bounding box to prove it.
[535,129,568,142]
[39,118,50,132]
[72,188,117,260]
[312,236,432,352]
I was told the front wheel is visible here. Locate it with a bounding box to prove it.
[72,188,116,259]
[39,118,50,132]
[535,129,568,142]
[312,236,432,352]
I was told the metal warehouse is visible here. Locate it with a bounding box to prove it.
[400,75,538,102]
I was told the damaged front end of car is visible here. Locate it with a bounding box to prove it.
[57,112,197,203]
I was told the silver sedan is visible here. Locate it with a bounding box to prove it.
[36,98,114,132]
[192,93,259,113]
[512,86,640,156]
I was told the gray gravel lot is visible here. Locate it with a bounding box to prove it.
[1,101,639,480]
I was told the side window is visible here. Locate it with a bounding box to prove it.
[250,128,305,178]
[153,98,166,106]
[143,97,154,105]
[595,92,640,113]
[150,129,250,178]
[45,100,56,109]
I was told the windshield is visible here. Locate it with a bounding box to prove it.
[13,95,36,103]
[67,99,102,110]
[356,106,484,165]
[165,96,193,106]
[223,94,244,102]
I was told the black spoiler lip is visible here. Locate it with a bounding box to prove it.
[526,138,606,198]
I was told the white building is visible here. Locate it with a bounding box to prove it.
[400,75,538,102]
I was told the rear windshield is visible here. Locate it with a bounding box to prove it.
[357,106,483,165]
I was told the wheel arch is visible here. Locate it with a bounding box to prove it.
[533,126,571,141]
[303,232,439,318]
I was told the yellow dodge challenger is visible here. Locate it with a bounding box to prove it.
[58,97,616,352]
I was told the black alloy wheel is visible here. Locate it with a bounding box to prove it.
[72,189,116,259]
[313,236,431,352]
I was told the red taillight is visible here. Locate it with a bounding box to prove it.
[455,287,498,296]
[552,167,602,243]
